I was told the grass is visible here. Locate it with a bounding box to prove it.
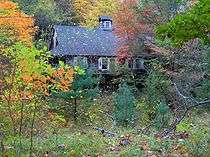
[1,110,209,157]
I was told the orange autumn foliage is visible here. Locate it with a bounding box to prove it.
[113,0,139,62]
[113,0,153,63]
[0,0,35,44]
[21,67,74,98]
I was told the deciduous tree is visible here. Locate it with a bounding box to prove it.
[83,0,118,28]
[0,0,35,45]
[156,0,210,46]
[113,0,140,63]
[73,0,94,25]
[0,43,74,154]
[52,67,99,122]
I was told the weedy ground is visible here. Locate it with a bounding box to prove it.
[1,110,209,157]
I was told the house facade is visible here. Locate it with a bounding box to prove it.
[50,16,146,73]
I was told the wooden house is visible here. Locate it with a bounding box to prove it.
[50,16,147,73]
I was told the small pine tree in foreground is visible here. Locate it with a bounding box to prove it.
[114,83,135,127]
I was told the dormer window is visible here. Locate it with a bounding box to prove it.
[103,21,112,28]
[99,16,112,30]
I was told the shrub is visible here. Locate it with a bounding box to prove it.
[154,102,171,130]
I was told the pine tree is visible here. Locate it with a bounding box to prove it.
[113,83,135,126]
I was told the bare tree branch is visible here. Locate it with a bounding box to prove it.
[158,82,210,138]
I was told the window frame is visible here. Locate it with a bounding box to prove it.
[73,56,88,67]
[73,56,78,66]
[133,58,144,69]
[98,57,110,71]
[103,21,112,28]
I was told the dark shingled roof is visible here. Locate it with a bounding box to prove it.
[99,16,112,21]
[51,25,121,57]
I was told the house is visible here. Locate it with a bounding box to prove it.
[50,16,147,73]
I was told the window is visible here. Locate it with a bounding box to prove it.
[128,60,134,69]
[103,21,112,28]
[65,57,73,64]
[134,58,144,69]
[82,57,88,66]
[98,58,110,70]
[73,56,88,68]
[73,56,78,66]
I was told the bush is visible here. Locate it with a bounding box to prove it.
[154,102,171,130]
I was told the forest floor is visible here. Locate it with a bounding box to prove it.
[1,110,210,157]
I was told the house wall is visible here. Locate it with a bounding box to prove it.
[64,55,115,73]
[62,55,146,74]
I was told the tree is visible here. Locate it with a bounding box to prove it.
[113,83,135,126]
[73,0,94,25]
[82,0,118,28]
[13,0,77,45]
[0,43,74,154]
[144,63,171,109]
[155,0,209,101]
[156,0,210,46]
[153,0,210,137]
[136,0,188,26]
[52,67,99,122]
[113,0,141,63]
[73,0,118,28]
[154,102,171,130]
[33,0,77,28]
[0,0,35,45]
[113,0,188,62]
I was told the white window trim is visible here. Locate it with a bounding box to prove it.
[53,30,57,48]
[98,57,110,71]
[73,56,78,66]
[103,21,112,28]
[82,57,88,66]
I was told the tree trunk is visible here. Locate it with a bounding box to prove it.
[29,104,37,157]
[19,101,24,151]
[73,98,77,122]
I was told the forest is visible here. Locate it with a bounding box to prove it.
[0,0,209,156]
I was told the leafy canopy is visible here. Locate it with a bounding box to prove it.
[83,0,118,28]
[2,43,74,98]
[73,0,118,28]
[53,67,99,100]
[156,0,210,46]
[0,0,35,45]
